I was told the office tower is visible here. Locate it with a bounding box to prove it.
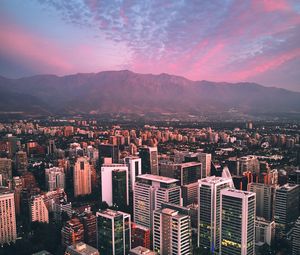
[129,246,157,255]
[134,174,181,229]
[292,217,300,255]
[0,188,17,246]
[65,242,99,255]
[47,139,56,155]
[61,218,84,247]
[0,158,12,185]
[255,218,275,246]
[198,152,212,178]
[123,156,142,192]
[289,170,300,185]
[274,184,300,234]
[96,209,131,255]
[139,146,158,175]
[237,155,260,175]
[45,167,65,191]
[198,176,232,253]
[159,162,202,185]
[15,151,28,175]
[220,189,256,255]
[78,212,97,248]
[131,223,151,250]
[153,203,192,255]
[101,164,128,207]
[181,182,198,206]
[54,201,72,223]
[30,195,49,223]
[98,144,120,165]
[74,157,92,197]
[248,183,275,221]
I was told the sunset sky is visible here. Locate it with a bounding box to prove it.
[1,0,300,91]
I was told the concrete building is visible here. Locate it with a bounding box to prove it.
[123,156,142,192]
[15,151,28,175]
[131,223,151,250]
[198,152,212,178]
[74,157,91,197]
[45,167,65,191]
[134,174,181,229]
[61,218,84,248]
[255,218,275,247]
[64,242,99,255]
[129,246,157,255]
[138,146,158,175]
[220,189,256,255]
[0,188,17,246]
[30,195,49,223]
[0,158,12,185]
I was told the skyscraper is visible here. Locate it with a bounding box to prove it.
[61,218,84,248]
[101,164,129,207]
[30,195,49,223]
[134,174,181,229]
[248,182,275,221]
[45,167,65,191]
[138,146,158,175]
[96,209,131,255]
[153,203,192,255]
[198,176,232,253]
[98,144,120,165]
[131,223,151,250]
[74,157,91,197]
[0,188,17,246]
[123,156,142,192]
[220,189,256,255]
[197,152,212,178]
[15,151,28,175]
[0,158,12,185]
[274,183,300,234]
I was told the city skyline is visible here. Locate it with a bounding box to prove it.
[1,0,300,91]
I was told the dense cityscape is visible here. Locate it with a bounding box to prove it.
[0,118,299,255]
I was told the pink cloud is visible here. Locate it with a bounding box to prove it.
[0,22,73,73]
[253,0,291,12]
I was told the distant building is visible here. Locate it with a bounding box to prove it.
[45,167,65,191]
[0,158,12,185]
[64,242,99,255]
[198,152,212,178]
[15,151,28,175]
[61,218,84,248]
[134,174,181,229]
[30,195,49,223]
[99,144,120,165]
[97,209,131,255]
[139,146,158,175]
[0,188,17,246]
[74,157,91,197]
[220,189,256,255]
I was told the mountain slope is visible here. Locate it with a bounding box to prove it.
[0,70,299,117]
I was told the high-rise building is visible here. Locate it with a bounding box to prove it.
[289,170,300,185]
[0,188,17,246]
[61,218,84,248]
[131,223,151,250]
[30,195,49,223]
[237,155,260,175]
[47,140,56,155]
[255,218,275,247]
[123,156,142,192]
[74,157,92,197]
[96,209,131,255]
[248,183,275,221]
[0,158,12,185]
[197,152,212,178]
[153,203,192,255]
[134,174,181,229]
[159,161,202,185]
[65,242,99,255]
[181,182,198,206]
[274,183,300,234]
[220,189,256,255]
[78,212,97,248]
[15,151,28,175]
[45,167,65,191]
[198,176,232,253]
[292,216,300,255]
[101,164,128,207]
[138,146,158,175]
[98,144,120,165]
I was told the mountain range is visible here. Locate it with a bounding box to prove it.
[0,70,299,119]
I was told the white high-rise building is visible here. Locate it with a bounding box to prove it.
[30,195,49,223]
[74,157,91,197]
[0,188,17,246]
[153,203,191,255]
[220,189,256,255]
[123,156,142,192]
[198,152,212,178]
[101,164,129,206]
[198,176,232,253]
[45,167,65,191]
[134,174,181,230]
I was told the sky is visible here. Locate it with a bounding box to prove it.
[0,0,300,91]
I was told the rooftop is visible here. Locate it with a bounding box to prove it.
[138,174,178,184]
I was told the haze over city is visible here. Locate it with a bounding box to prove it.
[1,0,300,91]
